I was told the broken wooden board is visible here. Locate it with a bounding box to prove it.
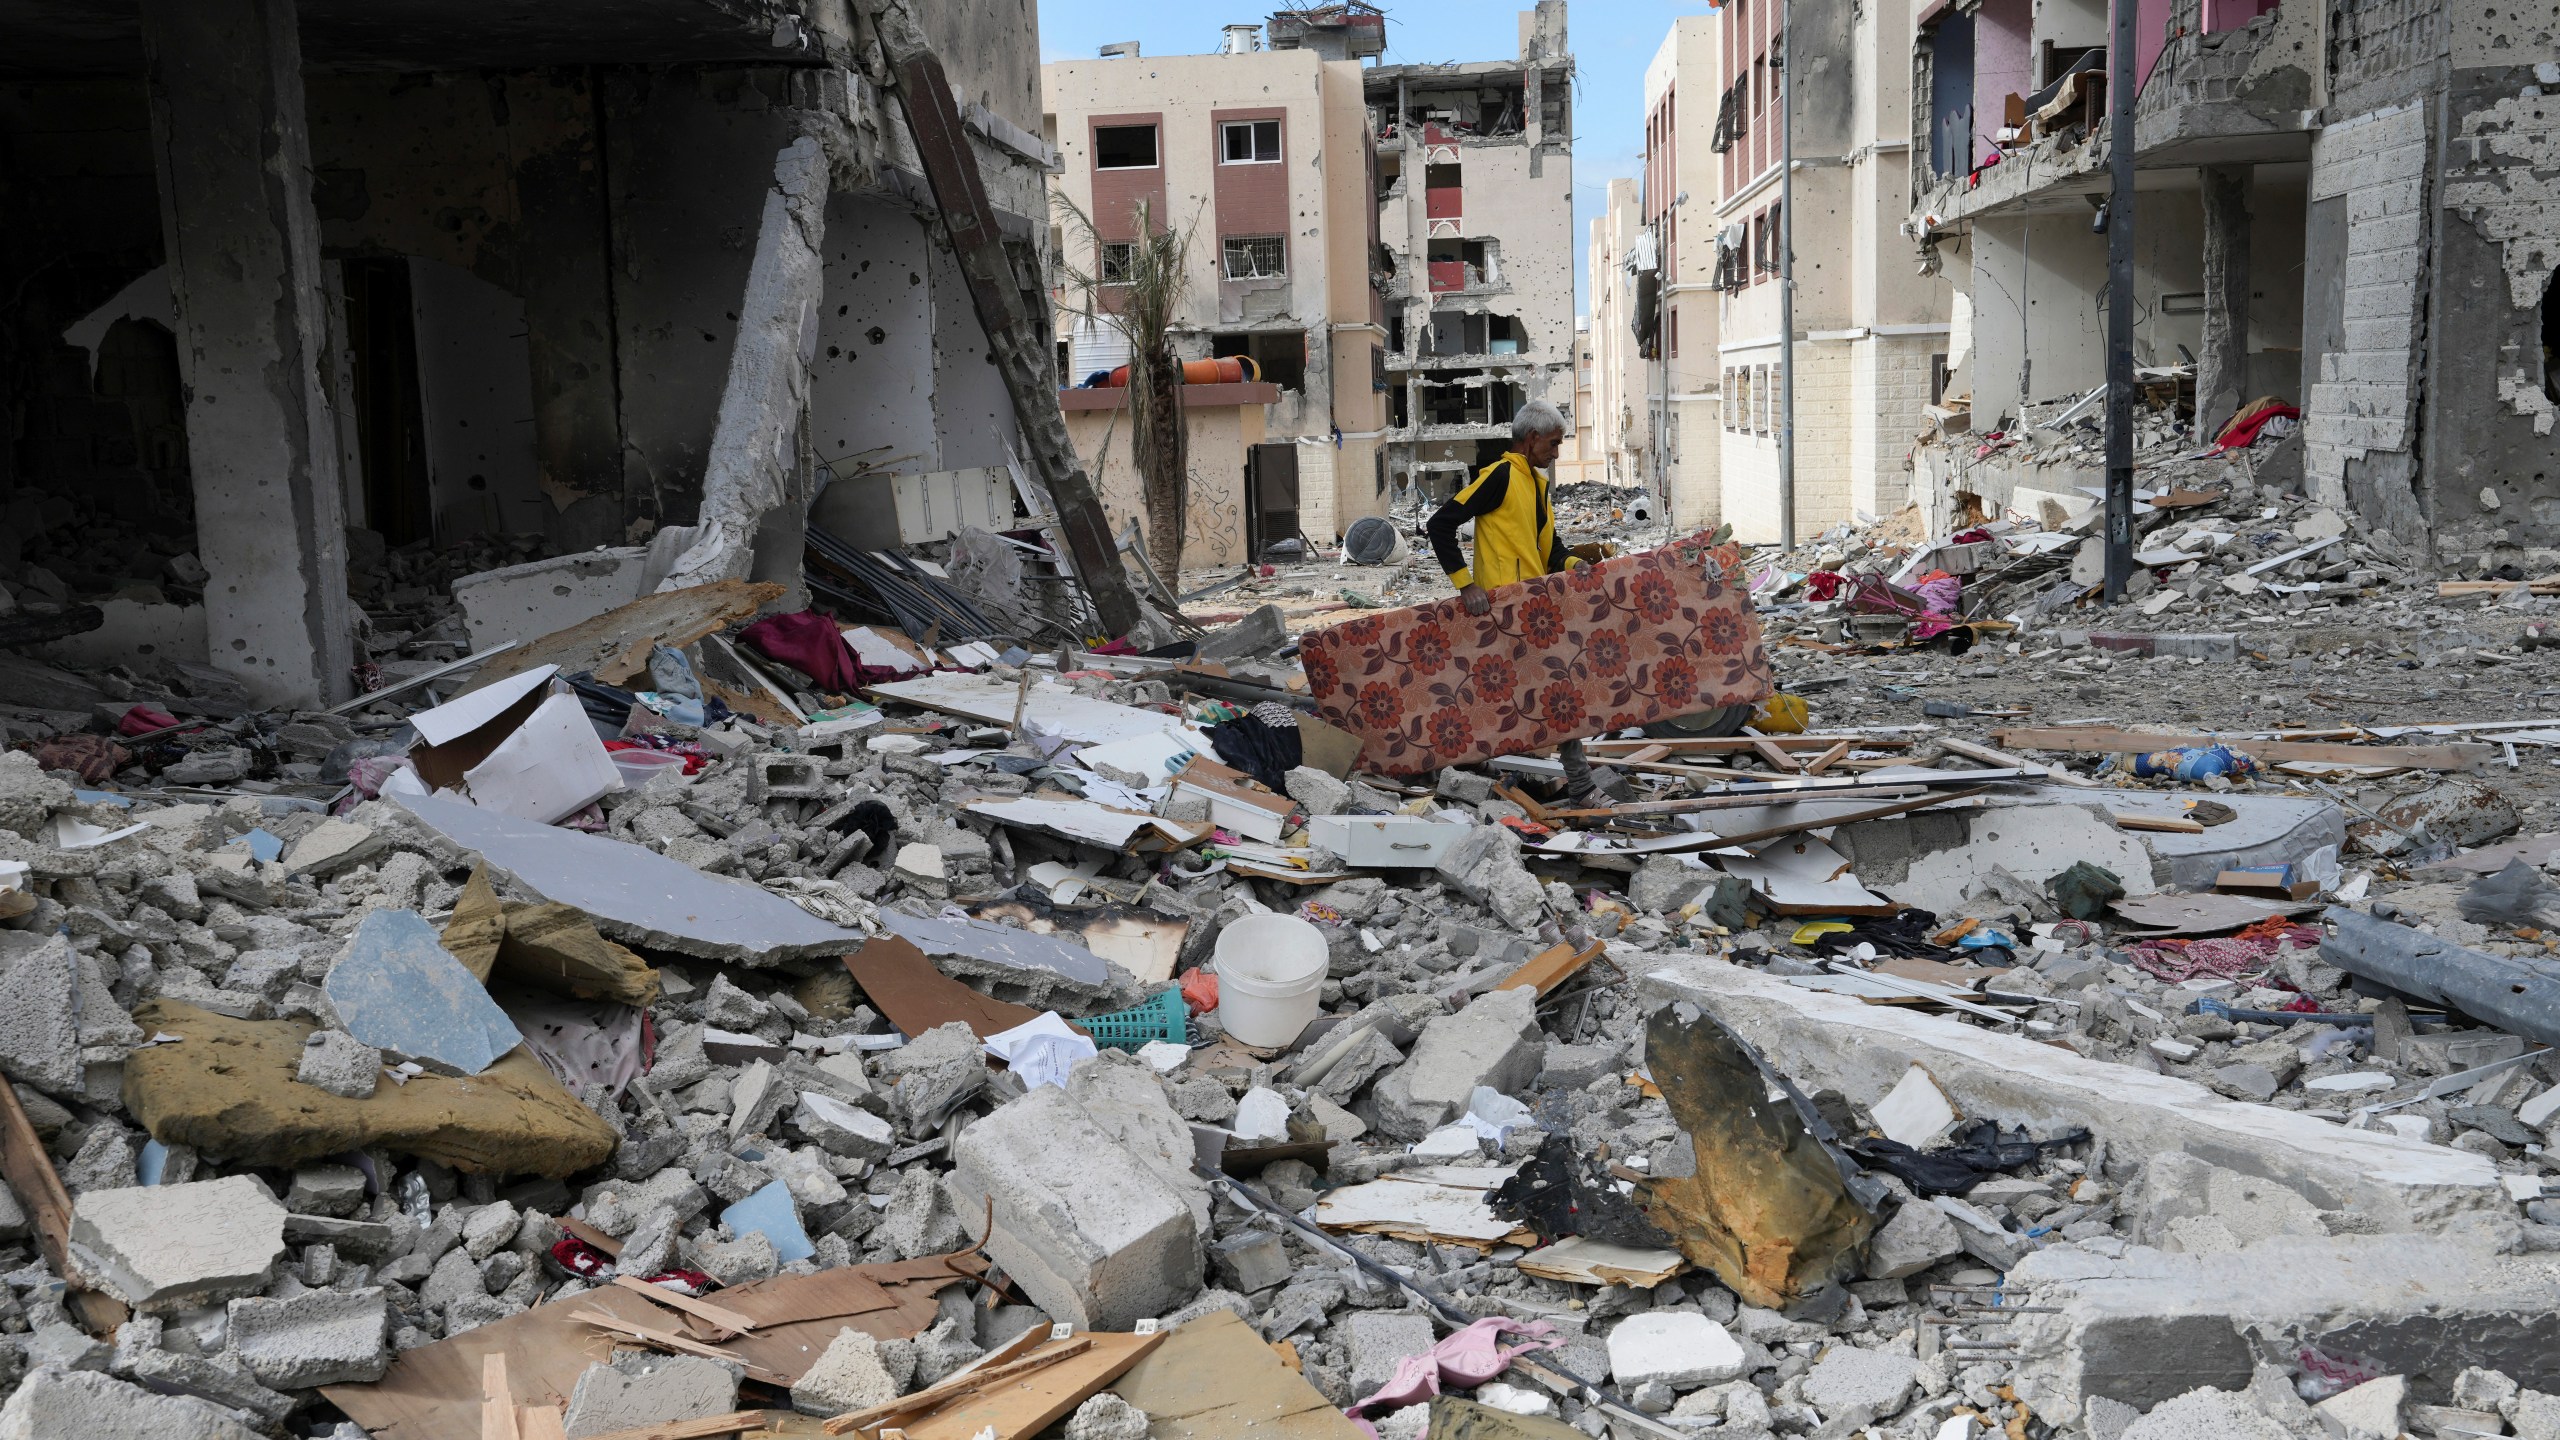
[2112,812,2204,834]
[470,580,782,691]
[842,935,1045,1041]
[1496,939,1609,999]
[1990,726,2492,772]
[1314,1167,1537,1250]
[1110,1310,1370,1440]
[325,1252,984,1440]
[0,1078,124,1334]
[1514,1236,1687,1288]
[834,1331,1161,1440]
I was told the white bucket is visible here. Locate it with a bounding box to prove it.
[1212,913,1328,1048]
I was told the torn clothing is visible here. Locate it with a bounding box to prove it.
[1426,451,1578,591]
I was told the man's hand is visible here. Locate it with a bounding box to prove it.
[1459,584,1492,617]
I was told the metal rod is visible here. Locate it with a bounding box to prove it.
[1778,0,1798,552]
[2101,0,2137,601]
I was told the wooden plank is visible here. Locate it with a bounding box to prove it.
[1800,740,1853,775]
[482,1354,520,1440]
[570,1310,790,1387]
[1543,783,1929,822]
[1938,735,2100,789]
[1111,1311,1367,1440]
[825,1339,1096,1433]
[1491,782,1551,825]
[0,1079,125,1334]
[577,1412,778,1440]
[1617,743,1672,765]
[1991,726,2490,771]
[556,1215,624,1260]
[1749,738,1803,773]
[611,1274,759,1337]
[890,1331,1161,1440]
[1702,788,1995,848]
[517,1405,569,1440]
[1497,939,1610,998]
[2112,812,2204,834]
[1583,735,1911,756]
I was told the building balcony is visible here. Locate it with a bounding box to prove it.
[1911,0,2310,232]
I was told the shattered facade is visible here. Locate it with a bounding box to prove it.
[1908,0,2560,561]
[2,0,1060,706]
[1369,2,1578,505]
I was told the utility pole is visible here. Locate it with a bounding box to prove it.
[2101,0,2137,602]
[1776,1,1797,552]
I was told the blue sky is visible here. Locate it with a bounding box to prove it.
[1037,0,1720,317]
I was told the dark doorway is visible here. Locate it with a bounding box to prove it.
[1245,442,1300,560]
[342,257,433,546]
[2544,264,2559,404]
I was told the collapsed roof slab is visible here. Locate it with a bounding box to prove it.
[1632,955,2502,1234]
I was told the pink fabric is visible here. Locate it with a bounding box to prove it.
[1346,1317,1562,1418]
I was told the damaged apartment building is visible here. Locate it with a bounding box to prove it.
[1907,0,2560,559]
[1043,1,1577,564]
[1373,2,1578,505]
[0,0,1068,709]
[1592,1,1957,544]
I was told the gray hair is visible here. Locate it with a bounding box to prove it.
[1512,399,1566,441]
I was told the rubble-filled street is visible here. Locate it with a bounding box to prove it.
[4,0,2559,1437]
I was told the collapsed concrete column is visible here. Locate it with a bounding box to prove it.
[655,135,827,604]
[140,0,355,707]
[2197,164,2254,436]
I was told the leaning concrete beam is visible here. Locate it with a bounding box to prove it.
[656,135,829,601]
[1634,956,2499,1231]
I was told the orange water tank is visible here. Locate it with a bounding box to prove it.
[1102,356,1259,387]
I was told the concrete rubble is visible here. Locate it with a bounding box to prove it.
[0,28,2550,1439]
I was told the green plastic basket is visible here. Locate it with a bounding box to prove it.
[1077,988,1189,1052]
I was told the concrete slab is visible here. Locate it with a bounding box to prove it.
[1635,956,2499,1232]
[0,1367,263,1440]
[2007,1234,2560,1420]
[1828,786,2344,913]
[450,548,648,655]
[225,1286,391,1387]
[396,792,869,965]
[70,1175,287,1312]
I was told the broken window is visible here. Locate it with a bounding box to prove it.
[1221,236,1287,280]
[1712,75,1748,153]
[1211,330,1306,390]
[1094,124,1158,169]
[1099,242,1136,284]
[1221,119,1282,164]
[1372,345,1388,392]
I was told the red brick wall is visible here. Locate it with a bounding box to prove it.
[1209,107,1292,246]
[1089,110,1167,247]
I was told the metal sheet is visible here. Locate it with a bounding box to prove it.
[395,793,868,965]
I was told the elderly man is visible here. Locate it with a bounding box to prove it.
[1424,400,1612,802]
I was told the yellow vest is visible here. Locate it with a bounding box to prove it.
[1448,452,1573,590]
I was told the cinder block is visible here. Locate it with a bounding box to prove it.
[225,1287,390,1388]
[945,1085,1201,1330]
[749,754,827,803]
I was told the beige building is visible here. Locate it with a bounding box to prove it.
[1683,0,1952,543]
[1639,19,1728,531]
[1583,177,1654,499]
[1370,1,1577,503]
[1044,13,1390,567]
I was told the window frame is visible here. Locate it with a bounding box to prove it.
[1219,119,1283,165]
[1221,234,1288,281]
[1098,241,1137,285]
[1093,124,1161,171]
